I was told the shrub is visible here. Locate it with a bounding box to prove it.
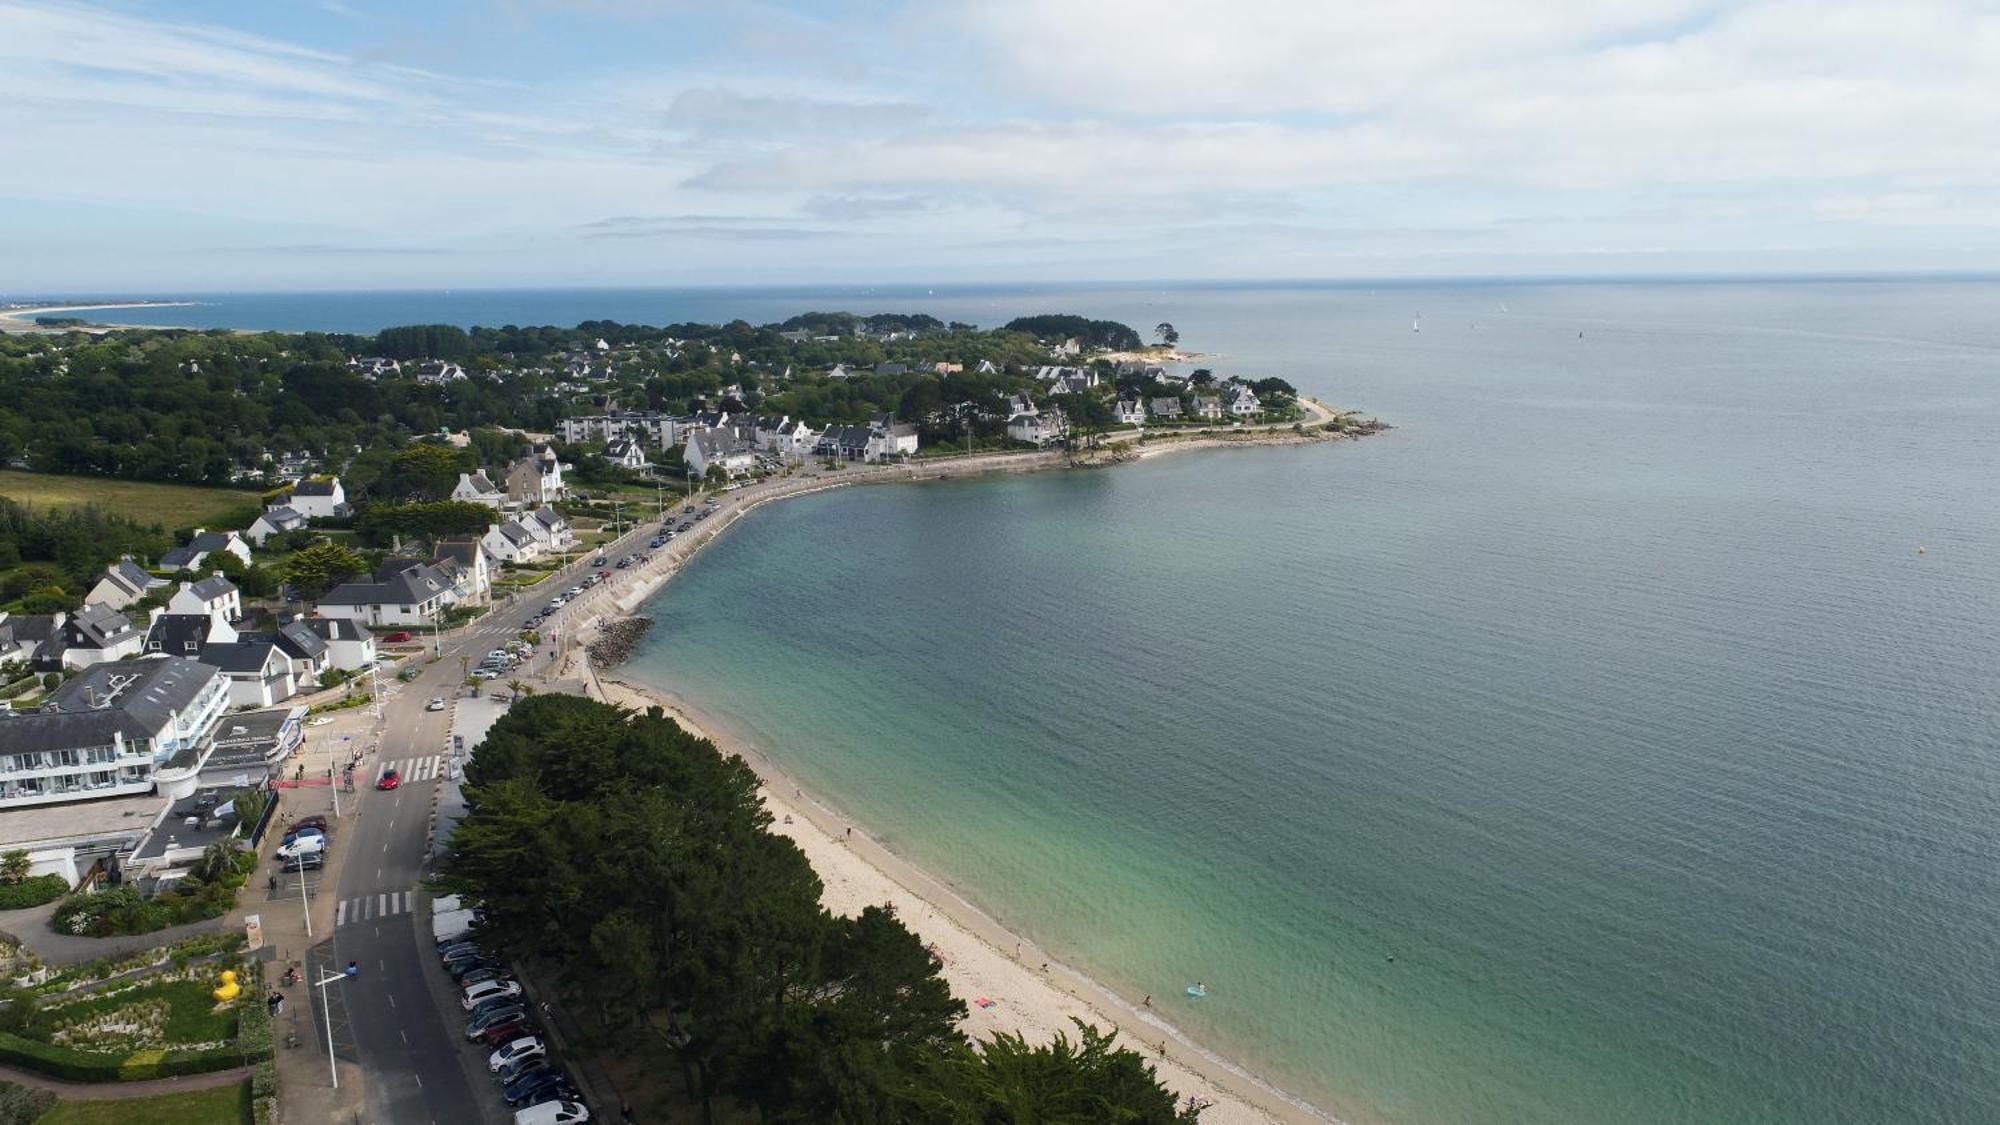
[0,875,64,910]
[0,1031,125,1081]
[0,1078,56,1123]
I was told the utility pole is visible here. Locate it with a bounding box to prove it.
[315,966,351,1089]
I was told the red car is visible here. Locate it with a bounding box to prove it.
[376,769,401,791]
[480,1019,541,1048]
[294,815,329,833]
[382,631,412,643]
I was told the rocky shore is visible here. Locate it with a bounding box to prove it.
[585,616,654,669]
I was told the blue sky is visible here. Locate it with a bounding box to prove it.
[3,0,1997,291]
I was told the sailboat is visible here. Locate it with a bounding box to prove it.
[1412,314,1422,333]
[1498,301,1510,313]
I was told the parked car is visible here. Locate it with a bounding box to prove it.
[453,963,508,985]
[280,825,325,847]
[590,557,607,567]
[377,769,401,791]
[280,852,324,873]
[505,1066,577,1108]
[294,815,329,833]
[462,979,524,1009]
[466,1003,527,1039]
[480,1017,542,1048]
[498,1052,553,1084]
[489,1036,546,1073]
[514,1099,591,1125]
[277,834,326,859]
[383,631,412,643]
[427,696,446,712]
[437,940,483,961]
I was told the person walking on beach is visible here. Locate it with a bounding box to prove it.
[1143,995,1151,1008]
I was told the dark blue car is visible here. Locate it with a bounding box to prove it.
[504,1065,577,1106]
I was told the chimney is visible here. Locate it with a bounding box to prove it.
[84,685,96,708]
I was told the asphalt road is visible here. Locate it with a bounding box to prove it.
[302,506,682,1123]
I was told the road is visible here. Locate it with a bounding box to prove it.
[299,500,689,1123]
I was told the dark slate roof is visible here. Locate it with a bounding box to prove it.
[273,621,327,660]
[43,656,219,731]
[112,557,163,595]
[69,604,137,648]
[319,561,452,608]
[301,617,367,643]
[292,479,339,496]
[434,539,484,569]
[874,363,908,376]
[144,614,215,657]
[198,640,281,674]
[257,506,303,525]
[159,546,202,569]
[189,531,239,553]
[497,524,535,547]
[188,575,238,601]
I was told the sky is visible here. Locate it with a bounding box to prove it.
[2,0,1998,292]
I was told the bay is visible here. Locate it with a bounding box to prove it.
[613,280,2000,1123]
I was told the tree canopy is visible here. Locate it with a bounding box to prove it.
[1002,315,1143,351]
[437,696,1199,1122]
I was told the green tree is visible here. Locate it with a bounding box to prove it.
[1155,322,1179,347]
[914,1021,1202,1124]
[287,539,368,600]
[0,850,30,885]
[376,443,470,501]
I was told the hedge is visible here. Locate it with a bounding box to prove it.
[0,1079,55,1123]
[0,1032,126,1082]
[0,1028,270,1084]
[0,675,38,701]
[0,875,68,910]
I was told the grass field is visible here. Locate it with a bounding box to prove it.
[37,1080,252,1125]
[0,470,261,530]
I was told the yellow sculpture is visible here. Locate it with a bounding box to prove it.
[212,969,240,1003]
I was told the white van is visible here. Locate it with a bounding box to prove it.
[276,834,326,860]
[432,907,477,946]
[433,894,463,915]
[514,1100,590,1125]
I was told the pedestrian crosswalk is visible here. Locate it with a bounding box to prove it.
[336,890,415,926]
[379,755,445,784]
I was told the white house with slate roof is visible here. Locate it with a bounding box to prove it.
[271,619,331,687]
[201,640,296,708]
[273,478,348,520]
[245,507,306,547]
[481,521,540,563]
[505,445,566,504]
[1113,399,1146,427]
[1149,397,1184,420]
[301,617,376,671]
[52,605,145,669]
[314,560,458,627]
[167,575,241,623]
[1009,407,1068,447]
[1191,396,1224,421]
[603,438,649,470]
[143,612,236,659]
[86,556,168,612]
[160,530,252,572]
[1227,386,1262,417]
[450,472,507,509]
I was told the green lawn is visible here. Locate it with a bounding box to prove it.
[0,470,261,529]
[36,1080,252,1125]
[37,979,240,1052]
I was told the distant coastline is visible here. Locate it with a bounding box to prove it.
[0,301,198,333]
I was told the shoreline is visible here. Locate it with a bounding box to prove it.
[590,673,1345,1125]
[544,419,1375,1124]
[0,301,198,334]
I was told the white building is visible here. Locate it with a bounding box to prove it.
[160,530,253,572]
[1227,387,1262,417]
[301,617,377,672]
[450,472,507,509]
[315,561,458,627]
[1113,399,1146,426]
[245,507,306,547]
[166,575,242,624]
[200,640,297,708]
[505,446,566,505]
[273,478,348,520]
[1009,408,1068,447]
[85,557,169,612]
[0,657,229,809]
[603,438,649,470]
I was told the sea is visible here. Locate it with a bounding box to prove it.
[81,280,2000,1123]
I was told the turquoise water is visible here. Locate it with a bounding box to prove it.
[617,281,2000,1124]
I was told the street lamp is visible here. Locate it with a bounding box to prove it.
[315,962,357,1089]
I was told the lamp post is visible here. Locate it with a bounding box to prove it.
[315,964,355,1089]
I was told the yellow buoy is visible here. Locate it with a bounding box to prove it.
[212,969,240,1003]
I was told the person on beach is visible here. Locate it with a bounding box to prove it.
[1143,995,1151,1007]
[845,826,852,840]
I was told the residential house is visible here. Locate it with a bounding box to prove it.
[772,420,818,462]
[868,413,920,459]
[160,530,252,572]
[520,506,572,551]
[51,605,145,669]
[244,506,306,547]
[826,364,852,379]
[432,539,492,604]
[1053,337,1081,357]
[143,612,236,659]
[1006,393,1038,419]
[505,445,566,505]
[975,359,1000,375]
[1009,407,1069,447]
[1149,397,1186,420]
[481,521,540,564]
[603,438,649,470]
[686,429,757,479]
[415,360,468,384]
[200,640,296,708]
[166,575,242,624]
[1113,399,1146,427]
[0,613,56,667]
[273,478,349,520]
[449,472,506,509]
[0,656,229,809]
[300,617,376,672]
[931,361,963,374]
[314,561,458,627]
[85,557,168,612]
[349,357,401,379]
[1228,387,1262,417]
[1191,396,1224,421]
[813,425,876,462]
[270,620,331,689]
[777,329,811,344]
[875,362,909,377]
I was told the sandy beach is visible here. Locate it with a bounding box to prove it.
[0,301,195,333]
[530,419,1369,1124]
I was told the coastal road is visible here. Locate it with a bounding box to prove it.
[302,506,679,1122]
